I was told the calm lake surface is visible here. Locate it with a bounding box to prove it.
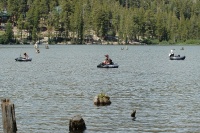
[0,45,200,133]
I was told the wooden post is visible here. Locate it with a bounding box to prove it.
[1,99,17,133]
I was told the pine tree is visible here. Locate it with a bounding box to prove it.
[4,22,14,44]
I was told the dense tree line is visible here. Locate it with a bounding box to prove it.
[0,0,200,44]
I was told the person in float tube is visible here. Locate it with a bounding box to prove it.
[24,53,29,59]
[103,54,113,65]
[169,49,174,57]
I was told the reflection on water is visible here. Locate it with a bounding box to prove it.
[0,45,200,133]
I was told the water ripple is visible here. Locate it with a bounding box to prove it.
[0,45,200,132]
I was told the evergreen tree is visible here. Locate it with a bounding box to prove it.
[4,22,14,44]
[7,0,21,24]
[1,0,200,44]
[17,14,24,41]
[60,0,73,42]
[0,0,7,10]
[32,27,37,41]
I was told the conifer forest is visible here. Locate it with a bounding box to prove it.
[0,0,200,44]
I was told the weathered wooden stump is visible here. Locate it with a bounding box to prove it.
[93,93,111,106]
[1,98,17,133]
[69,115,86,132]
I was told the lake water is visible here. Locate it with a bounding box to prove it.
[0,45,200,133]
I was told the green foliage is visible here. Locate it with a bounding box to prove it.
[0,23,15,44]
[7,0,20,21]
[0,35,5,44]
[98,93,106,98]
[141,38,153,45]
[97,92,109,99]
[0,0,200,44]
[184,39,200,45]
[32,27,37,41]
[107,30,116,36]
[4,22,14,44]
[149,39,161,45]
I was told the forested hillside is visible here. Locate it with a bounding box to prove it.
[0,0,200,44]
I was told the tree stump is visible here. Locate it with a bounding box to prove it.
[93,93,111,106]
[69,115,86,132]
[1,98,17,133]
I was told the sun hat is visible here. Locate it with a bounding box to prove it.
[105,54,109,57]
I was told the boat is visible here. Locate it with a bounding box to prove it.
[97,63,119,68]
[15,57,32,62]
[169,55,186,60]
